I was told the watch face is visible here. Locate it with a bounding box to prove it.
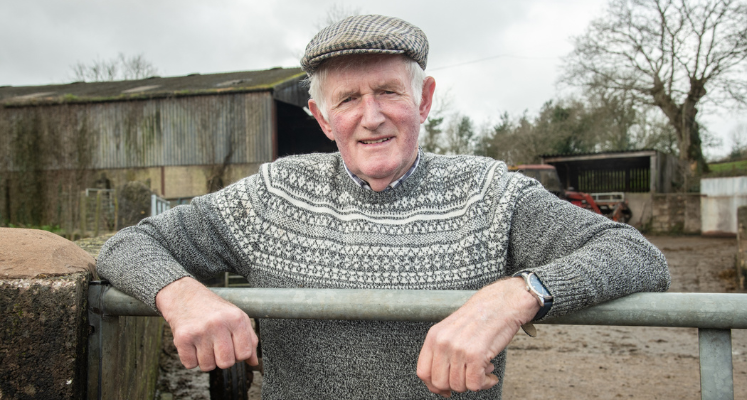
[528,274,551,297]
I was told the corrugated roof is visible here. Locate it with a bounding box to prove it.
[539,149,659,158]
[0,67,306,106]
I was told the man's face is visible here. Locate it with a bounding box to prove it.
[309,55,435,192]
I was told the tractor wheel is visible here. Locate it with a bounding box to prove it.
[209,361,252,400]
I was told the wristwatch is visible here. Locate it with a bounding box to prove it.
[515,271,553,321]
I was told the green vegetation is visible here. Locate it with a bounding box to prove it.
[705,160,747,178]
[708,160,747,173]
[6,223,64,234]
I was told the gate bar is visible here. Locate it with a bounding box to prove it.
[101,287,747,328]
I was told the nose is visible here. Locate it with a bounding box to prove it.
[360,95,385,131]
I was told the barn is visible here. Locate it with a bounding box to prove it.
[0,67,334,232]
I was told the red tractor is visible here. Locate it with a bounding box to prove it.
[510,164,632,223]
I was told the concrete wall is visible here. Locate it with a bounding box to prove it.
[0,229,162,399]
[1,272,91,399]
[625,193,653,229]
[701,177,747,236]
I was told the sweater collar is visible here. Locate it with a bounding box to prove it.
[342,151,421,192]
[336,149,427,203]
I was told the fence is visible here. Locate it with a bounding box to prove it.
[150,194,170,217]
[87,285,746,400]
[80,189,117,237]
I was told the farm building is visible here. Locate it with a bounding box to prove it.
[0,67,334,233]
[540,150,698,233]
[540,150,682,194]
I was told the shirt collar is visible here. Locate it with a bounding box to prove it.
[343,152,420,191]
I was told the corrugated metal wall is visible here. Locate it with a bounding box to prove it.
[0,91,275,171]
[701,176,747,234]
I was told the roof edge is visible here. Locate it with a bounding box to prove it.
[1,85,282,108]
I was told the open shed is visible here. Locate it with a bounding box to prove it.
[540,150,682,194]
[0,68,334,229]
[539,150,698,233]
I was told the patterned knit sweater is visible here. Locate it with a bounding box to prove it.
[97,152,670,399]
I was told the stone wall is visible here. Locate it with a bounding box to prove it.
[647,193,702,234]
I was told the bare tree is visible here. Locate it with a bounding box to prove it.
[442,115,476,155]
[71,53,158,82]
[728,122,747,159]
[314,3,363,30]
[562,0,747,172]
[419,88,455,153]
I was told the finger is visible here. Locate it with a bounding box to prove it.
[465,363,499,392]
[483,373,500,390]
[424,381,452,398]
[416,339,434,384]
[232,322,259,365]
[176,340,199,370]
[449,362,467,393]
[430,342,452,392]
[418,336,450,396]
[247,329,259,366]
[195,338,217,371]
[213,332,237,370]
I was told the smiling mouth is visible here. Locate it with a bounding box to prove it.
[360,137,393,144]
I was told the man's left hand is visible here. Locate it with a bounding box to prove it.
[416,277,540,397]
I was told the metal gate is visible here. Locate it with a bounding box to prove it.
[88,284,746,400]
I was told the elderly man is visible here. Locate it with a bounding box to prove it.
[98,15,670,399]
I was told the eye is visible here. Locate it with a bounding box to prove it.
[339,94,358,105]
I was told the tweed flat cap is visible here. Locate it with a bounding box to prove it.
[301,15,428,74]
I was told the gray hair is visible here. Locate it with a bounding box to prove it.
[307,55,427,121]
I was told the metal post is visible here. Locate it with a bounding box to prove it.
[87,282,104,400]
[699,328,734,400]
[79,190,87,238]
[94,191,101,238]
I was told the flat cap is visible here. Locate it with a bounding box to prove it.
[301,14,428,75]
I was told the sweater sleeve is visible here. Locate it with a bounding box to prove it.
[96,183,251,311]
[504,174,670,319]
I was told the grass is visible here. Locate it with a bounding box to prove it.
[5,223,64,234]
[706,159,747,177]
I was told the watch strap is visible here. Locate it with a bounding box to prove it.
[514,271,553,321]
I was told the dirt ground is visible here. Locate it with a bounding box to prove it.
[155,235,746,399]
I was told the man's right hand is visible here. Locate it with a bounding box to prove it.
[155,277,259,371]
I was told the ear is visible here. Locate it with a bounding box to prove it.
[418,77,436,124]
[308,99,335,141]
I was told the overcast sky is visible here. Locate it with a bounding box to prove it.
[1,0,742,158]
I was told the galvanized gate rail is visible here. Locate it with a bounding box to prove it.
[88,283,747,400]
